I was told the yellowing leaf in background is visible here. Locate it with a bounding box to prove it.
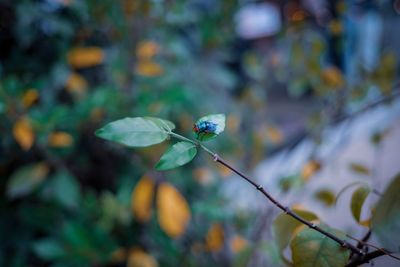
[65,73,88,94]
[322,66,345,88]
[157,182,191,238]
[128,248,158,267]
[131,175,155,223]
[205,223,224,252]
[266,126,284,144]
[48,132,74,148]
[230,235,247,253]
[135,61,163,77]
[22,89,39,108]
[301,160,321,181]
[136,41,160,59]
[13,116,35,151]
[67,47,104,68]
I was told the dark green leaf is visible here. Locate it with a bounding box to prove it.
[95,117,169,147]
[52,172,81,209]
[272,208,318,251]
[155,141,197,170]
[290,225,350,267]
[7,163,49,199]
[350,185,371,225]
[372,173,400,252]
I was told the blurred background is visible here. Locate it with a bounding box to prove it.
[1,0,400,266]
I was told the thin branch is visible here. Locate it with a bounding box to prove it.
[346,234,400,263]
[210,153,365,256]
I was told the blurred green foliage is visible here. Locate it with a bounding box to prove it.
[1,0,399,267]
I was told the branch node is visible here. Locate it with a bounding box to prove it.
[310,223,316,229]
[213,154,219,162]
[284,207,289,214]
[256,184,263,190]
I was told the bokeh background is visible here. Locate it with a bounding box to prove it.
[1,0,400,266]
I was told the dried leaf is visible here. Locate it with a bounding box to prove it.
[131,176,154,223]
[322,67,344,88]
[67,47,104,68]
[157,182,191,238]
[206,223,224,252]
[128,248,158,267]
[230,235,247,253]
[65,73,88,94]
[266,126,284,144]
[13,116,35,150]
[301,160,321,181]
[48,132,74,148]
[135,61,163,77]
[136,41,160,59]
[22,89,39,108]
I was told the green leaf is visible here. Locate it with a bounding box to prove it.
[144,117,175,131]
[372,173,400,252]
[350,185,371,225]
[335,181,368,205]
[6,162,49,199]
[194,114,226,141]
[33,238,65,260]
[272,208,318,251]
[52,172,81,209]
[155,141,197,170]
[290,225,350,267]
[95,117,169,147]
[349,163,370,176]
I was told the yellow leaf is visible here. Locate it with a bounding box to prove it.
[22,89,39,108]
[128,248,158,267]
[301,160,321,181]
[205,223,224,252]
[322,66,345,88]
[136,41,160,59]
[131,175,155,223]
[13,117,35,151]
[67,47,104,68]
[360,218,371,228]
[230,235,247,253]
[135,61,163,77]
[329,19,343,35]
[266,126,283,144]
[157,182,191,238]
[65,73,88,94]
[48,132,74,147]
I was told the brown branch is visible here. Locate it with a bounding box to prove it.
[346,234,400,265]
[211,154,365,256]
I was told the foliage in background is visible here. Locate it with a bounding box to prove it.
[1,0,399,267]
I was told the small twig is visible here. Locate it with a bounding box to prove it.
[211,153,365,256]
[346,234,400,263]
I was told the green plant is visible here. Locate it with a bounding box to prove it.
[96,114,400,267]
